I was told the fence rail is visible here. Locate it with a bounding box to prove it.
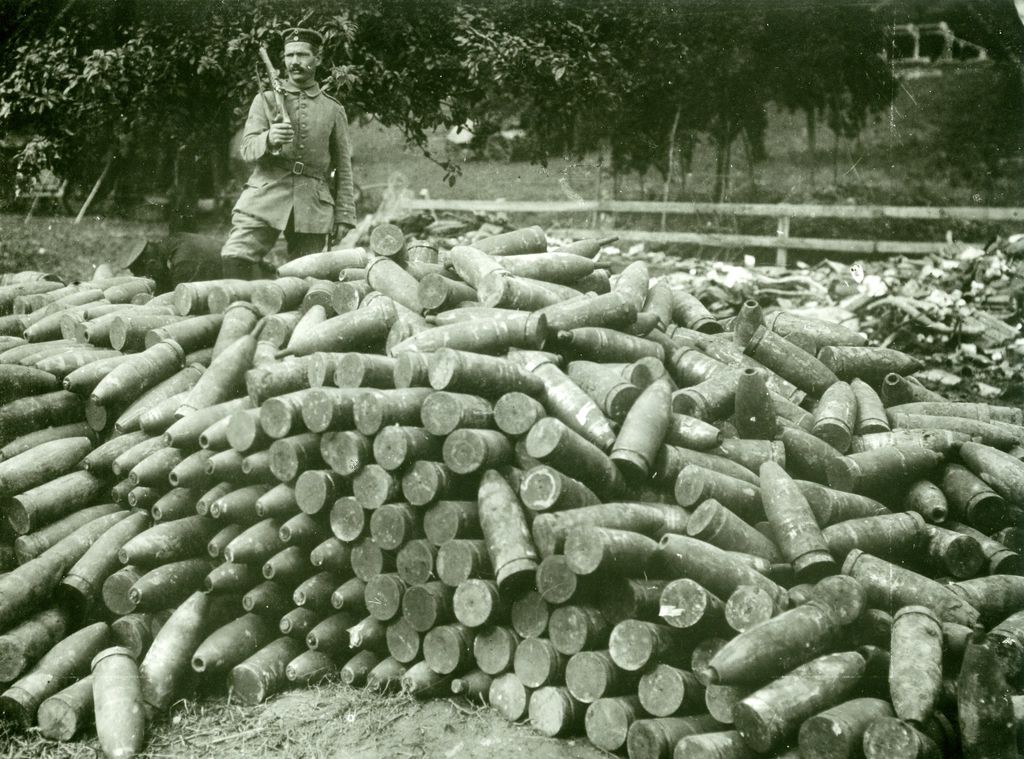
[400,197,1024,265]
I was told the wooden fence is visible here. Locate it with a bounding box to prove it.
[399,198,1024,266]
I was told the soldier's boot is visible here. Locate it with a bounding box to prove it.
[256,260,277,280]
[221,256,260,281]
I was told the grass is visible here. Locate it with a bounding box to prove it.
[0,679,607,759]
[0,214,165,282]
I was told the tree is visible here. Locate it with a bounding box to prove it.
[762,4,894,190]
[0,0,901,213]
[451,0,893,201]
[0,0,478,217]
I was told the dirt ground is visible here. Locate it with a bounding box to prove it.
[0,680,610,759]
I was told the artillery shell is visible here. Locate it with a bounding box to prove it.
[958,628,1019,758]
[385,614,421,663]
[364,573,406,622]
[91,646,146,759]
[734,368,776,440]
[477,469,537,592]
[563,526,659,577]
[489,672,532,722]
[609,620,692,673]
[905,479,949,524]
[340,650,380,687]
[566,360,641,422]
[56,509,149,618]
[686,500,780,562]
[637,663,706,717]
[704,575,863,686]
[395,539,436,586]
[798,697,893,759]
[890,605,943,723]
[585,694,644,752]
[436,540,491,585]
[423,623,475,676]
[528,686,585,737]
[626,715,725,759]
[129,559,215,613]
[821,512,926,563]
[230,636,303,706]
[660,532,784,601]
[827,446,944,497]
[842,549,978,627]
[14,504,125,564]
[454,579,508,628]
[526,417,625,497]
[942,462,1009,533]
[812,380,857,453]
[851,378,890,435]
[732,651,866,752]
[37,676,94,742]
[924,524,985,579]
[610,378,672,478]
[675,464,763,524]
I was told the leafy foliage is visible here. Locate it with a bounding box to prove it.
[0,0,900,206]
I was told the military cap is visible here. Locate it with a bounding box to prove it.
[119,238,150,270]
[283,28,324,49]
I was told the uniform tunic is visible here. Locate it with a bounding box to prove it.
[131,234,226,294]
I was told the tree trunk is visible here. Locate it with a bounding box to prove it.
[713,123,727,202]
[680,132,696,194]
[661,106,682,230]
[712,145,723,202]
[722,136,733,202]
[573,115,588,157]
[743,131,756,197]
[806,109,817,190]
[832,129,841,186]
[74,150,115,225]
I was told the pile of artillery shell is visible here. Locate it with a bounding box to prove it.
[0,226,1022,759]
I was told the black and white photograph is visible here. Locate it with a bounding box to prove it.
[0,1,1022,757]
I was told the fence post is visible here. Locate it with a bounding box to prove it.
[775,215,790,268]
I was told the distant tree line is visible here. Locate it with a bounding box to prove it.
[0,0,1020,219]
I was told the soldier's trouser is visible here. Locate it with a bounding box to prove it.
[220,210,327,266]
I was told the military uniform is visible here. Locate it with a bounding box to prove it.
[221,78,356,268]
[124,234,225,294]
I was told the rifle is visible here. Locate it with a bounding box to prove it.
[253,66,276,122]
[258,45,291,126]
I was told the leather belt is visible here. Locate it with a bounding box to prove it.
[286,160,325,181]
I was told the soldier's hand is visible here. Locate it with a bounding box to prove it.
[268,122,294,148]
[332,222,354,247]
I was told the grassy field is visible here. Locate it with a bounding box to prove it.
[0,214,165,281]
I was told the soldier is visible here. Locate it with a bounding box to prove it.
[221,27,357,280]
[121,233,225,294]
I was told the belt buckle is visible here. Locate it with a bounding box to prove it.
[292,161,304,175]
